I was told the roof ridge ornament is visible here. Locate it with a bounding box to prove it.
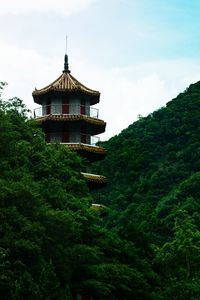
[63,35,70,73]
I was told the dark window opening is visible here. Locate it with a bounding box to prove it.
[62,97,69,114]
[46,98,51,114]
[80,98,86,115]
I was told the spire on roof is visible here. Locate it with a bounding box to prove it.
[63,35,70,73]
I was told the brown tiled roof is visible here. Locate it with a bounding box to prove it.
[36,114,105,135]
[63,143,106,162]
[35,113,105,124]
[32,72,100,99]
[91,203,106,210]
[81,172,107,185]
[65,143,106,155]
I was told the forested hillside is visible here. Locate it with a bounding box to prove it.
[1,80,200,299]
[0,83,155,300]
[97,81,200,298]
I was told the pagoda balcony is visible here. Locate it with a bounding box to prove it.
[33,104,99,119]
[62,134,100,146]
[46,133,106,162]
[46,133,100,145]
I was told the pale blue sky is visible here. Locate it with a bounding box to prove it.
[1,0,200,139]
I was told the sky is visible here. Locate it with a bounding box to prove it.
[1,0,200,140]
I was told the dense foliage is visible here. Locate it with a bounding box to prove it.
[97,81,200,299]
[0,83,154,299]
[2,80,200,299]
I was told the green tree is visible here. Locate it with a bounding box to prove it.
[154,211,200,299]
[0,83,153,299]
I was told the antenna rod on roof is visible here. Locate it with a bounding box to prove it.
[66,35,68,54]
[63,35,70,73]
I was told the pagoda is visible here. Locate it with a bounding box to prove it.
[32,53,107,189]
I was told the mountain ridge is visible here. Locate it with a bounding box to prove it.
[97,80,200,236]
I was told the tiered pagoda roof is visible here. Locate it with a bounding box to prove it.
[33,55,100,105]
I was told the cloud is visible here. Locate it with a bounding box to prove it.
[0,0,96,15]
[1,41,200,141]
[0,42,60,110]
[80,59,200,140]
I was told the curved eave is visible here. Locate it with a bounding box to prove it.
[35,114,106,135]
[65,143,106,162]
[32,72,100,105]
[91,203,107,214]
[33,89,100,105]
[81,172,107,189]
[91,203,106,210]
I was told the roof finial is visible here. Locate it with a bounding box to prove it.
[66,35,68,54]
[63,35,70,73]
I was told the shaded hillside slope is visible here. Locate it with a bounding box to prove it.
[98,81,200,238]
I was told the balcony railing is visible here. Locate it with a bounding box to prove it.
[46,133,100,146]
[33,104,99,119]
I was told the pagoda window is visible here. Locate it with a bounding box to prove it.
[62,97,69,114]
[51,132,61,143]
[80,99,86,115]
[45,132,51,143]
[81,126,87,144]
[46,98,51,115]
[81,134,87,144]
[62,125,69,143]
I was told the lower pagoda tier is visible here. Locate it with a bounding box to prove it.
[91,203,107,216]
[64,143,106,162]
[81,172,107,189]
[34,114,106,136]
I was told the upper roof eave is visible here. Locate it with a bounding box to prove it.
[32,71,100,98]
